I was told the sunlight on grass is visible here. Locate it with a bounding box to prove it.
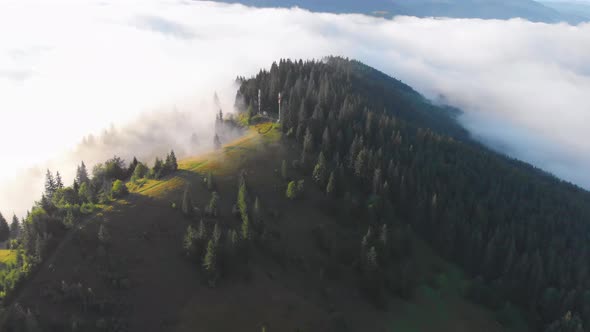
[0,250,17,267]
[131,121,280,199]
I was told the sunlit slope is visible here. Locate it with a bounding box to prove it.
[7,121,516,332]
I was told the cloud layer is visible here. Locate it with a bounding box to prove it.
[1,0,589,217]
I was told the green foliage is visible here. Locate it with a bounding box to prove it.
[131,163,148,182]
[326,171,336,197]
[104,156,127,180]
[203,239,218,286]
[52,187,79,207]
[301,128,313,164]
[206,192,220,217]
[10,215,20,238]
[63,210,75,229]
[78,182,93,203]
[164,150,178,173]
[312,152,328,186]
[286,181,297,200]
[237,174,250,240]
[76,161,90,185]
[286,180,305,200]
[0,213,9,242]
[111,180,129,199]
[545,312,584,332]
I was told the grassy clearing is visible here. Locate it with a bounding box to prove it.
[0,250,16,267]
[132,121,281,199]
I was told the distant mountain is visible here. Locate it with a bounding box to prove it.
[540,0,590,20]
[207,0,588,23]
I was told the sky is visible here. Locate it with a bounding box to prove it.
[0,0,589,218]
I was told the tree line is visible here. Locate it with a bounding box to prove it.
[237,57,590,331]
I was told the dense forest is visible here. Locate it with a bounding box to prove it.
[236,57,590,331]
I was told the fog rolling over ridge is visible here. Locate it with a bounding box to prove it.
[1,0,590,217]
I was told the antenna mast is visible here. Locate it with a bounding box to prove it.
[258,89,261,115]
[277,92,282,124]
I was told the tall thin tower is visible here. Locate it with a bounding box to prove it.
[277,92,282,124]
[258,89,261,115]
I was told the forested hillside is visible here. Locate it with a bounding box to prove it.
[2,57,590,332]
[237,57,590,331]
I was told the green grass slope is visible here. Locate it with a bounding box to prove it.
[5,122,516,332]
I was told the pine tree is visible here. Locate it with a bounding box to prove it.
[183,225,197,256]
[312,152,328,186]
[63,210,75,229]
[0,213,9,241]
[354,148,368,178]
[203,239,218,286]
[45,170,57,199]
[76,161,90,185]
[373,168,382,195]
[237,175,250,240]
[10,215,20,238]
[78,182,92,203]
[286,181,297,200]
[55,171,64,190]
[206,192,219,217]
[35,234,45,262]
[197,219,207,240]
[326,171,336,197]
[321,127,331,153]
[212,222,221,245]
[301,128,314,164]
[132,163,148,182]
[182,185,193,217]
[169,150,178,171]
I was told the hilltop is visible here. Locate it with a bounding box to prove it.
[2,57,590,332]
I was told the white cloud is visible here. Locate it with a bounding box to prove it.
[0,0,589,217]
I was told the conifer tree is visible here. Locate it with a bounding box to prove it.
[301,128,314,164]
[203,239,218,286]
[10,215,20,238]
[45,170,57,199]
[76,161,90,185]
[312,152,328,186]
[63,210,75,229]
[183,225,197,256]
[55,172,64,190]
[326,171,336,197]
[213,222,221,245]
[197,219,207,240]
[206,192,219,217]
[0,213,9,241]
